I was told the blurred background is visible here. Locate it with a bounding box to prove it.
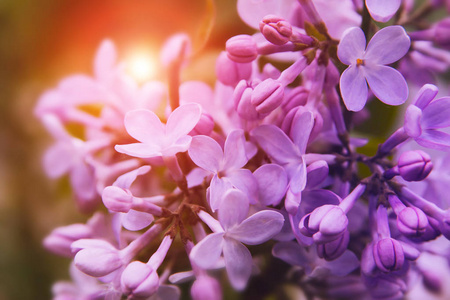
[0,1,253,299]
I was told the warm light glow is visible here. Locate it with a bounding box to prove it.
[127,51,158,82]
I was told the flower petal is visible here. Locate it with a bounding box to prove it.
[223,237,252,291]
[291,109,314,154]
[124,109,165,143]
[365,0,401,23]
[190,232,225,269]
[237,0,296,29]
[339,65,368,112]
[415,129,450,152]
[254,164,288,206]
[113,166,151,189]
[115,143,161,158]
[289,159,307,194]
[209,175,233,211]
[121,210,154,231]
[229,210,284,245]
[365,65,408,106]
[320,250,360,276]
[422,97,450,129]
[94,39,117,82]
[337,27,366,65]
[43,142,76,178]
[218,189,249,230]
[163,135,192,156]
[223,129,248,170]
[166,103,202,141]
[188,135,223,172]
[413,84,439,110]
[365,25,410,64]
[227,169,259,205]
[272,241,311,268]
[250,125,300,165]
[404,105,423,138]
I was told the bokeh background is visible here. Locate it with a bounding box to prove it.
[0,1,254,299]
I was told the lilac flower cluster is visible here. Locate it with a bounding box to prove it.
[37,0,450,299]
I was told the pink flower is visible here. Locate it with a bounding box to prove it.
[115,103,202,158]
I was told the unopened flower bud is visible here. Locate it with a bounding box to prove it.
[215,51,252,86]
[121,261,159,298]
[281,86,308,111]
[398,150,432,182]
[191,275,222,300]
[259,15,292,45]
[300,204,348,244]
[190,112,215,136]
[233,80,262,120]
[251,79,284,114]
[372,238,404,272]
[102,185,133,213]
[317,230,349,261]
[226,35,258,63]
[72,240,123,277]
[397,206,429,237]
[43,224,92,257]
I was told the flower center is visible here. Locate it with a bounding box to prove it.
[356,58,365,66]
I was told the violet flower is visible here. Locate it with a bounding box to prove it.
[188,129,257,210]
[190,189,284,290]
[338,26,410,111]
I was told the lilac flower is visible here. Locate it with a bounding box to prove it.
[250,110,314,214]
[115,103,202,158]
[365,0,401,22]
[188,129,257,210]
[338,26,410,111]
[190,189,284,290]
[102,165,163,231]
[404,84,450,151]
[272,241,360,277]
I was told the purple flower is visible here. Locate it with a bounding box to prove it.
[188,129,257,210]
[338,26,410,111]
[404,84,450,151]
[115,103,202,158]
[102,166,162,231]
[190,189,284,290]
[250,110,314,214]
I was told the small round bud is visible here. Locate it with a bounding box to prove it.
[397,206,429,237]
[372,238,404,272]
[317,230,349,261]
[259,15,292,45]
[215,51,252,86]
[300,204,348,244]
[121,261,159,298]
[233,80,262,120]
[251,78,284,114]
[73,240,123,277]
[190,112,214,136]
[398,150,432,182]
[226,35,258,63]
[102,186,133,213]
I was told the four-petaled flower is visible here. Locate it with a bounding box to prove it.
[338,26,410,111]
